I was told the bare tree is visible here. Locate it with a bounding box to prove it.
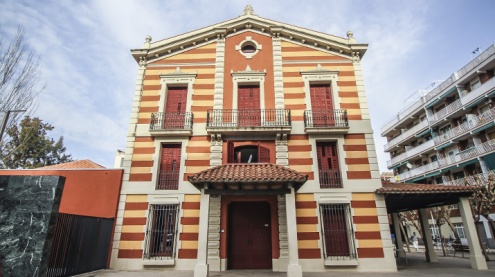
[0,25,44,141]
[468,172,495,260]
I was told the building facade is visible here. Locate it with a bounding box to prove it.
[382,45,495,185]
[381,45,495,249]
[111,6,395,276]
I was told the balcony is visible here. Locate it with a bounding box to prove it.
[441,169,495,186]
[383,120,429,152]
[397,138,495,182]
[318,169,343,188]
[433,106,495,147]
[156,171,180,190]
[303,110,349,134]
[428,98,462,126]
[149,112,193,136]
[386,139,435,169]
[206,109,291,135]
[460,76,495,108]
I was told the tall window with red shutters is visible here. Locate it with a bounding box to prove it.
[316,141,342,188]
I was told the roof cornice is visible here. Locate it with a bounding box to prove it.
[131,6,368,65]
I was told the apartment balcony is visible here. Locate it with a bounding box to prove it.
[428,99,463,126]
[381,97,426,136]
[384,120,429,152]
[434,106,495,148]
[386,139,435,169]
[149,112,193,136]
[304,110,349,134]
[397,138,495,182]
[441,169,495,186]
[156,171,180,190]
[206,109,291,135]
[460,76,495,108]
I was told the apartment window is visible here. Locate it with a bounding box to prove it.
[227,141,270,163]
[309,83,336,127]
[454,223,466,239]
[317,142,342,188]
[144,204,179,259]
[430,225,440,238]
[319,204,357,260]
[157,144,181,190]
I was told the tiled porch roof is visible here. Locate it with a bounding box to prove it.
[188,163,308,184]
[41,159,105,169]
[375,182,478,194]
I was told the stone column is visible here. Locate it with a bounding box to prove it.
[285,186,302,277]
[392,213,405,258]
[458,197,488,270]
[418,209,437,262]
[194,187,211,277]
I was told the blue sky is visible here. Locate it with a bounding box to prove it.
[1,0,494,170]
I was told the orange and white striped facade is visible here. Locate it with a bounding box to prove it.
[111,7,396,275]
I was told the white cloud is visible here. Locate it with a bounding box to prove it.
[1,0,491,171]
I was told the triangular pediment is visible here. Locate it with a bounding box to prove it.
[131,6,367,64]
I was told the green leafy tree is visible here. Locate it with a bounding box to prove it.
[0,116,73,168]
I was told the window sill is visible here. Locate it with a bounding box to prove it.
[143,259,175,266]
[324,258,358,267]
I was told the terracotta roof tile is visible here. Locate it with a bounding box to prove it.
[41,159,105,169]
[188,163,308,184]
[375,182,478,194]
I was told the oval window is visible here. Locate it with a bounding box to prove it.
[241,44,256,53]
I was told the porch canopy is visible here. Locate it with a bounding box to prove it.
[375,182,478,213]
[188,163,308,195]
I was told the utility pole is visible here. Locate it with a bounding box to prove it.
[0,110,26,143]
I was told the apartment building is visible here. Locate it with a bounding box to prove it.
[111,6,395,276]
[382,45,495,185]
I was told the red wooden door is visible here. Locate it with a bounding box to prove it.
[310,84,334,127]
[158,145,181,189]
[164,87,187,128]
[238,85,260,126]
[228,202,272,269]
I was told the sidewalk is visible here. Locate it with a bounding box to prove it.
[79,252,495,277]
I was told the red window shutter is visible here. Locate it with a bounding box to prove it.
[228,141,235,163]
[158,144,181,189]
[259,146,270,163]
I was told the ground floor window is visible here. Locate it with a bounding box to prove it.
[143,204,179,259]
[319,204,356,260]
[454,223,466,239]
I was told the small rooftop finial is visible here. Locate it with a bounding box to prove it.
[346,31,353,39]
[243,5,255,15]
[145,35,152,43]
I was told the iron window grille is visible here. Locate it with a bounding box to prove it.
[319,204,357,260]
[143,204,179,260]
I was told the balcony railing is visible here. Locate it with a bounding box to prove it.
[441,169,495,186]
[304,110,348,128]
[384,120,429,151]
[150,112,193,130]
[206,109,291,128]
[428,99,462,125]
[434,106,495,146]
[397,138,495,182]
[156,171,180,190]
[387,139,434,169]
[319,169,343,188]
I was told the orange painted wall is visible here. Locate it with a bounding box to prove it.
[223,31,275,110]
[0,169,123,218]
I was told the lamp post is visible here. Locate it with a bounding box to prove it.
[0,109,26,144]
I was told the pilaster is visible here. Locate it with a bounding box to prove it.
[272,33,285,109]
